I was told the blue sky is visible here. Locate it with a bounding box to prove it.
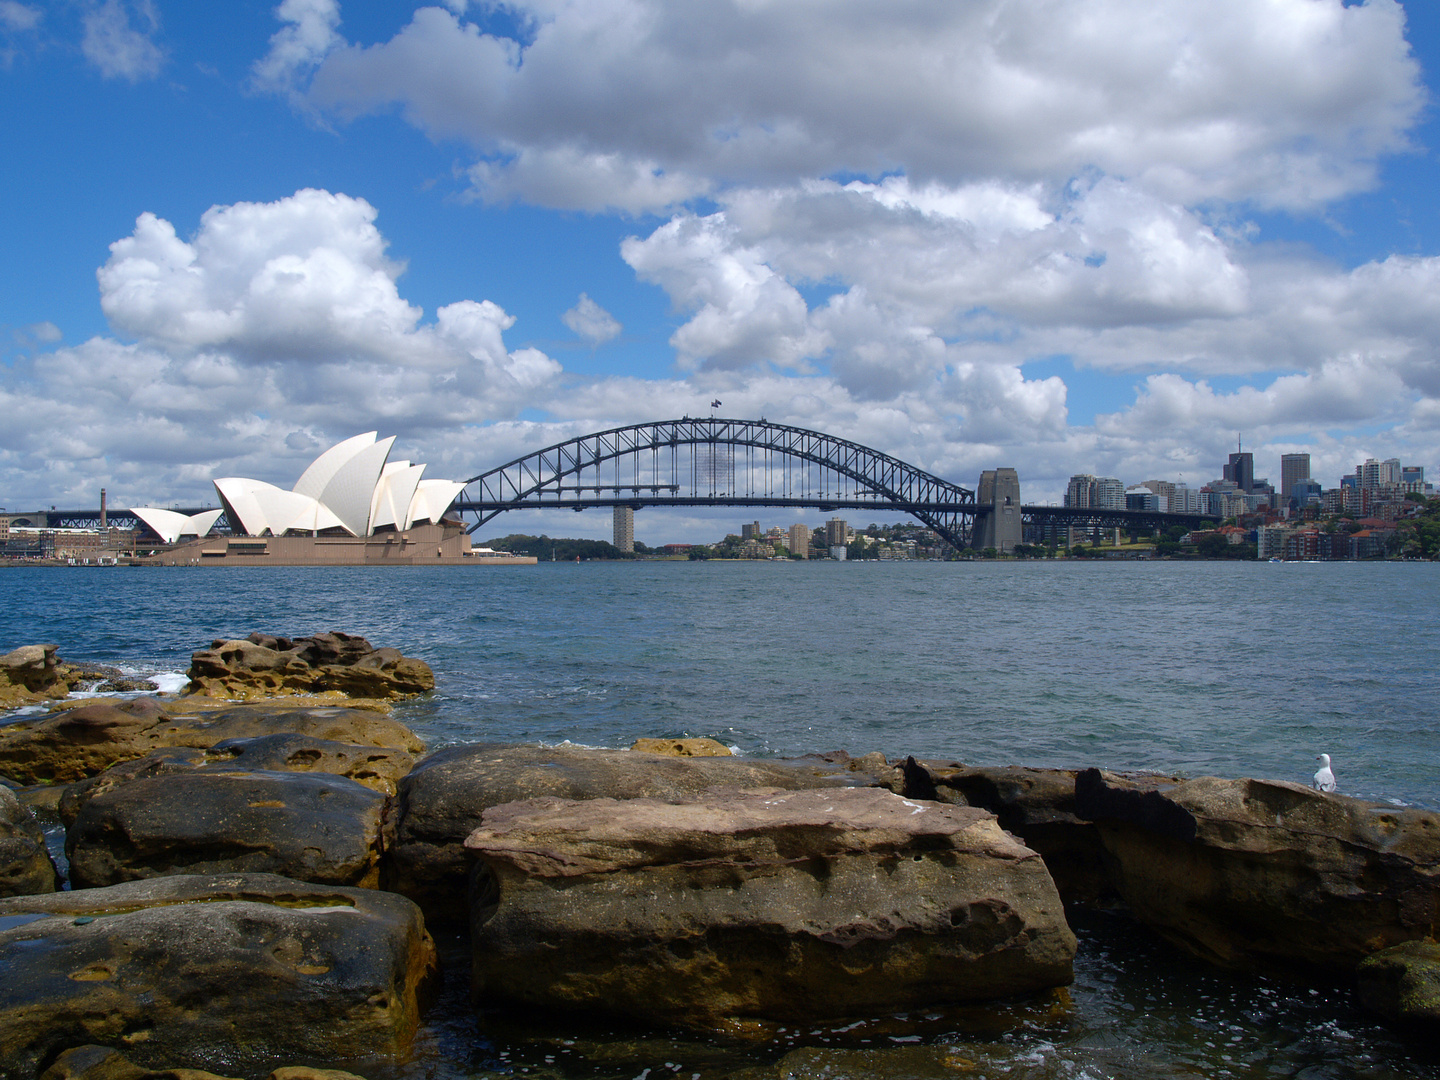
[3,0,1439,542]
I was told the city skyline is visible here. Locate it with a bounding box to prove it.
[4,3,1440,543]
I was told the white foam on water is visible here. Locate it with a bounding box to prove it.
[150,671,189,694]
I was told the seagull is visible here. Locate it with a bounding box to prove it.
[1313,753,1336,792]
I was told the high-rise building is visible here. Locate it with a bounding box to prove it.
[1280,453,1310,506]
[1224,451,1254,493]
[612,506,634,553]
[1403,465,1425,486]
[741,521,761,541]
[1065,474,1096,508]
[1357,459,1382,491]
[788,522,810,558]
[1092,477,1125,509]
[825,518,848,548]
[1292,478,1323,507]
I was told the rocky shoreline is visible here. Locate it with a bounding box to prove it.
[1,636,1436,1079]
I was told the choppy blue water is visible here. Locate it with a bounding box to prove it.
[4,560,1436,807]
[2,560,1438,1079]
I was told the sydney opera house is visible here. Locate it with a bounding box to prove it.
[132,433,533,566]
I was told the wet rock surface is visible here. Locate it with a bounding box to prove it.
[465,786,1076,1026]
[0,784,57,896]
[186,632,434,701]
[630,737,733,756]
[1357,940,1440,1028]
[0,873,438,1080]
[1074,768,1440,972]
[0,699,422,785]
[390,742,891,923]
[66,770,386,889]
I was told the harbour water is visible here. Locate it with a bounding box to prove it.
[2,560,1438,1079]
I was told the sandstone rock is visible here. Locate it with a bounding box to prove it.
[0,645,74,708]
[1357,940,1440,1028]
[185,632,434,701]
[0,700,422,786]
[389,742,889,923]
[465,787,1075,1026]
[41,1044,239,1079]
[67,771,386,889]
[0,873,437,1080]
[39,1046,371,1080]
[0,785,57,896]
[58,734,414,826]
[630,737,732,756]
[901,759,1175,905]
[1075,768,1440,972]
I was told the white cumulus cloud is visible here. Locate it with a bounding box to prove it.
[286,0,1420,213]
[562,294,622,346]
[80,0,163,82]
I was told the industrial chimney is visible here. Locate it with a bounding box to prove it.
[100,488,107,530]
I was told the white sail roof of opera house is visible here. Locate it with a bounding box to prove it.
[133,433,466,541]
[128,507,225,546]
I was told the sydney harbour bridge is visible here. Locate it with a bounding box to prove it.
[450,417,1215,550]
[36,418,1215,550]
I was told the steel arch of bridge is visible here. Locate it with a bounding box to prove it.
[456,417,980,549]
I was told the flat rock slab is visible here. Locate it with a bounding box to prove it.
[465,787,1075,1026]
[58,733,414,827]
[66,771,386,889]
[1075,769,1440,972]
[0,699,422,785]
[0,873,437,1080]
[391,742,891,923]
[0,785,57,897]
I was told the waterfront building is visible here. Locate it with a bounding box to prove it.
[193,432,466,540]
[1256,524,1288,559]
[1280,453,1310,507]
[613,506,635,553]
[788,522,809,558]
[132,507,225,545]
[741,521,762,541]
[825,518,849,548]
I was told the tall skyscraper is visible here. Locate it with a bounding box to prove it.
[1224,451,1254,493]
[612,505,634,553]
[1280,453,1310,506]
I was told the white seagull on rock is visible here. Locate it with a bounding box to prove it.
[1313,754,1336,792]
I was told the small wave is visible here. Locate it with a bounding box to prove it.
[150,672,189,694]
